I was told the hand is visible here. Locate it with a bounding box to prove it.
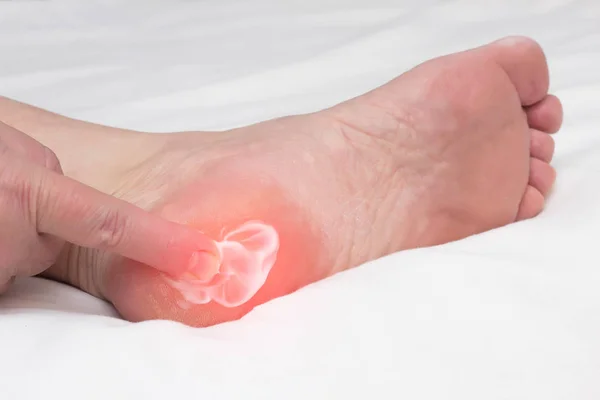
[0,122,218,294]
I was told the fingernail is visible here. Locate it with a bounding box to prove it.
[187,251,220,283]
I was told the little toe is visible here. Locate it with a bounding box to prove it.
[516,185,545,221]
[529,157,556,196]
[530,129,555,162]
[525,94,563,133]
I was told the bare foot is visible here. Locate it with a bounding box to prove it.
[45,36,562,327]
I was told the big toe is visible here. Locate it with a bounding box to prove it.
[480,36,549,106]
[526,95,563,133]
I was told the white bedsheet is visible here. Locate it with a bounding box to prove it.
[1,1,599,399]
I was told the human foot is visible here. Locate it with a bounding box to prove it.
[44,36,562,327]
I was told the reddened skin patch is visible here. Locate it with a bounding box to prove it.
[163,221,279,308]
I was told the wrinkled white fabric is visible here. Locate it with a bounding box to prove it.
[1,1,599,399]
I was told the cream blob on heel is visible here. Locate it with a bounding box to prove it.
[164,221,279,308]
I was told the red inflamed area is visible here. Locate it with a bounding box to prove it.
[103,167,328,327]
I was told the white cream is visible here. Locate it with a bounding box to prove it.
[164,221,279,308]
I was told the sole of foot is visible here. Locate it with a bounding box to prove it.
[45,36,562,327]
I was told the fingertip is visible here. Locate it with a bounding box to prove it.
[152,225,221,279]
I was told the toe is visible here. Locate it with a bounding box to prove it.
[517,185,545,221]
[483,36,549,106]
[530,129,555,163]
[525,94,563,133]
[529,157,556,196]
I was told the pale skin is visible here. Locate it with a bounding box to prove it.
[0,36,562,327]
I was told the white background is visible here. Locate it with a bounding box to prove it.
[1,1,599,399]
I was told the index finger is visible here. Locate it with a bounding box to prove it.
[31,165,220,280]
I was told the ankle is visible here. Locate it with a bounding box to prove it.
[0,96,168,193]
